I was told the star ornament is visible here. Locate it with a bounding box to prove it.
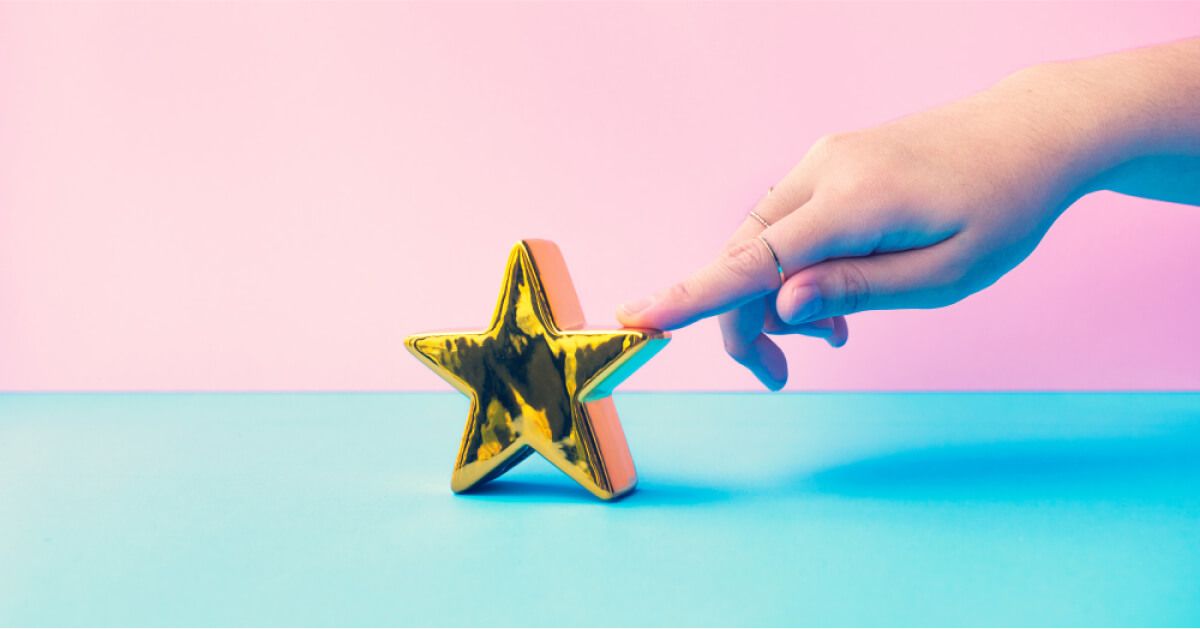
[405,240,669,501]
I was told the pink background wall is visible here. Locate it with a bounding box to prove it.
[2,1,1198,392]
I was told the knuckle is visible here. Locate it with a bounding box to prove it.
[811,132,849,156]
[805,136,904,206]
[718,239,744,256]
[833,262,872,313]
[722,336,752,362]
[719,239,773,282]
[664,281,695,305]
[822,166,890,206]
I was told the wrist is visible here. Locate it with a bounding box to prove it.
[969,64,1122,207]
[1014,63,1135,168]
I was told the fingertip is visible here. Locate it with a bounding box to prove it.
[617,295,668,329]
[762,374,787,392]
[725,333,787,391]
[615,307,642,328]
[756,334,788,391]
[826,316,850,348]
[620,288,702,330]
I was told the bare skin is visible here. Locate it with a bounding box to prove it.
[617,38,1200,390]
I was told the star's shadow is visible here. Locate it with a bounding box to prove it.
[455,424,1200,505]
[459,477,731,506]
[798,431,1200,502]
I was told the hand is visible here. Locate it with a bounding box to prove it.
[616,58,1168,390]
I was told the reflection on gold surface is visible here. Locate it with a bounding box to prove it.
[405,240,669,500]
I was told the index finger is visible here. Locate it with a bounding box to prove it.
[618,200,843,330]
[616,235,783,330]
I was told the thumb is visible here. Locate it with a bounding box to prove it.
[775,244,966,323]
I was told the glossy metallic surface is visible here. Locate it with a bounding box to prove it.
[405,240,669,500]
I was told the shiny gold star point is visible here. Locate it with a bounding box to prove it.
[405,240,669,501]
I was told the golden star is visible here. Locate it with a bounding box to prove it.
[405,240,670,501]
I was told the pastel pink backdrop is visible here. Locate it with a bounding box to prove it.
[2,1,1198,392]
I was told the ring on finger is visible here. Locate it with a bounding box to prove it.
[757,234,786,289]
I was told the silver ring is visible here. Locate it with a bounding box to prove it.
[757,234,786,288]
[748,210,770,229]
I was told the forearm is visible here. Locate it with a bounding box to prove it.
[1004,38,1200,203]
[1062,38,1200,157]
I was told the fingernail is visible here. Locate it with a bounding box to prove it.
[785,284,822,323]
[620,295,655,316]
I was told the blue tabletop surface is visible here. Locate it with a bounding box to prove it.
[2,392,1198,626]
